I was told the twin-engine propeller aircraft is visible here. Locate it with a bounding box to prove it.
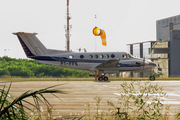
[13,32,156,81]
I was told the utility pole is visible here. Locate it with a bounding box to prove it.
[65,0,71,51]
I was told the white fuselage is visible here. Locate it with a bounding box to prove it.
[38,51,156,74]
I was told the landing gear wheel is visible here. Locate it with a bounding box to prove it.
[149,76,155,81]
[104,76,108,81]
[98,77,103,81]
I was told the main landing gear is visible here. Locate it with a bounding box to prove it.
[98,75,109,81]
[94,71,109,81]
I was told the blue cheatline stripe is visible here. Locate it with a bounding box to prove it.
[30,56,107,63]
[52,57,64,61]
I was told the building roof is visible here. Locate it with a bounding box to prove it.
[156,14,180,22]
[126,40,168,45]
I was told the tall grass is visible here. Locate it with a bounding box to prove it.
[82,81,179,120]
[0,83,66,120]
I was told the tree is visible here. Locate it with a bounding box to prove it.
[0,68,10,76]
[0,56,89,78]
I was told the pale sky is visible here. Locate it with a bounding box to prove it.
[1,0,180,58]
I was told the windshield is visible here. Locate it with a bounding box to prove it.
[122,53,133,58]
[128,53,133,58]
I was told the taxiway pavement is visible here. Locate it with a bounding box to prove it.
[1,81,180,119]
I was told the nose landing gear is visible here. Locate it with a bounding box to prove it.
[149,75,155,81]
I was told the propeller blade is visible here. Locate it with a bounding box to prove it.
[143,57,145,69]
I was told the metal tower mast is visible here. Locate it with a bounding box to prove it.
[65,0,71,51]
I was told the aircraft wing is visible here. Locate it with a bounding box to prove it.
[95,59,120,69]
[134,68,152,73]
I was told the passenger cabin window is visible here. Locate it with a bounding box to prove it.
[99,54,104,59]
[105,54,109,58]
[69,55,74,59]
[89,55,93,59]
[80,55,84,59]
[111,54,115,58]
[94,54,98,59]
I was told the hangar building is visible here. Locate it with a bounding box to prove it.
[127,14,180,77]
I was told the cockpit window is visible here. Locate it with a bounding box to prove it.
[122,54,127,58]
[127,54,133,58]
[123,53,133,58]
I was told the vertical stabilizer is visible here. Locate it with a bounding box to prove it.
[13,32,48,57]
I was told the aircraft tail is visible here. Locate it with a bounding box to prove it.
[13,32,49,57]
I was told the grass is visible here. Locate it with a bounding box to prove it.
[0,77,180,82]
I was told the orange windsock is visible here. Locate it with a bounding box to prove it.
[93,27,107,46]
